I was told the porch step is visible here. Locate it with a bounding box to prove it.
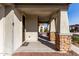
[12,51,79,56]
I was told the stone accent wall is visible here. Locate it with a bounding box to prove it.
[50,32,56,41]
[55,33,71,52]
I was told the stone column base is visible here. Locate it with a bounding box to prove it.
[50,32,56,41]
[55,33,71,52]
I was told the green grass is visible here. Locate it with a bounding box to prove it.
[72,35,79,43]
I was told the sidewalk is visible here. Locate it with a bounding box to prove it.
[71,44,79,54]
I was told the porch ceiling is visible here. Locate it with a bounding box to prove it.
[17,8,58,17]
[15,4,64,17]
[15,3,69,22]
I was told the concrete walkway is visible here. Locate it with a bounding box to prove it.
[15,35,57,52]
[71,44,79,54]
[15,41,56,52]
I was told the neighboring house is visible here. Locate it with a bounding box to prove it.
[70,24,79,32]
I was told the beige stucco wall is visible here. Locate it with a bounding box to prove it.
[51,8,69,34]
[4,5,23,55]
[50,18,56,32]
[60,9,70,34]
[0,4,5,55]
[51,11,60,33]
[25,15,38,42]
[4,6,14,54]
[13,8,22,52]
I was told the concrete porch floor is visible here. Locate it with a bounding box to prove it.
[13,40,79,56]
[15,40,56,52]
[13,35,79,56]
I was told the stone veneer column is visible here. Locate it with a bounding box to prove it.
[55,8,71,52]
[56,33,71,52]
[50,18,56,41]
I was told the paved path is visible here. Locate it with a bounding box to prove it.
[71,44,79,54]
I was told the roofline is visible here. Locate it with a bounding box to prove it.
[14,3,70,5]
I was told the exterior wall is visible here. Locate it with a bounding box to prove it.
[13,8,22,51]
[0,4,5,55]
[60,9,70,34]
[4,5,23,55]
[4,6,14,55]
[25,15,38,42]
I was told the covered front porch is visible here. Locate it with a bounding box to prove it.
[0,3,72,56]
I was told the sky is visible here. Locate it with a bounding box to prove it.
[43,23,48,28]
[68,3,79,25]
